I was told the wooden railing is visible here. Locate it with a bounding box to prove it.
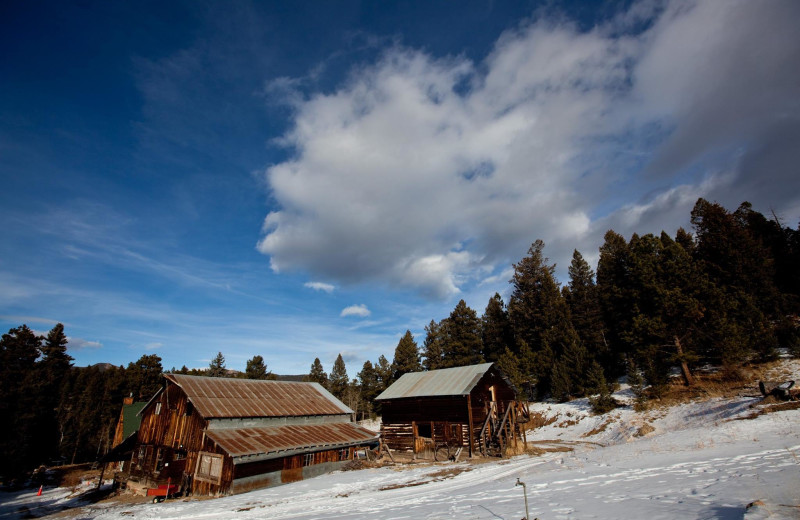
[477,400,528,457]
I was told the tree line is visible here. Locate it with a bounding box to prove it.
[312,199,800,417]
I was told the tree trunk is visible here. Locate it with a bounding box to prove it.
[675,336,694,386]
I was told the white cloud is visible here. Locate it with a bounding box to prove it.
[340,304,371,318]
[144,342,164,350]
[69,337,103,350]
[259,0,800,296]
[304,281,335,293]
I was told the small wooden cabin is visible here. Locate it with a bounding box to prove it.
[376,363,527,458]
[126,374,379,496]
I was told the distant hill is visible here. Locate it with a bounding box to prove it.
[274,374,307,382]
[89,362,116,371]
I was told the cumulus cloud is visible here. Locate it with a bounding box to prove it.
[304,281,335,293]
[340,304,371,318]
[258,0,800,295]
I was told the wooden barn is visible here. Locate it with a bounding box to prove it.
[376,363,528,459]
[125,374,379,496]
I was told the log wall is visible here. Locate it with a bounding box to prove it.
[379,367,518,455]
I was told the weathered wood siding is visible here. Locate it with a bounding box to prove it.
[381,396,469,424]
[131,381,224,493]
[131,380,362,496]
[380,368,517,454]
[230,447,354,494]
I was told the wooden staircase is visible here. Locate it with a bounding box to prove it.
[477,401,529,457]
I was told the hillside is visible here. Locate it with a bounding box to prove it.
[2,360,799,519]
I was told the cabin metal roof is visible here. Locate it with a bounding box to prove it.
[163,374,352,419]
[205,423,378,463]
[375,363,497,400]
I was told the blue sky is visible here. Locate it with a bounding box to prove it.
[1,0,799,375]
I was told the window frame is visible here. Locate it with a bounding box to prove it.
[194,451,224,485]
[303,452,314,467]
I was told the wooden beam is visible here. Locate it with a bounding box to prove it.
[466,395,474,458]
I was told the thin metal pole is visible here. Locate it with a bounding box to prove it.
[516,478,530,520]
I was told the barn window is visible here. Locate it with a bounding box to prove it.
[195,452,223,484]
[338,448,350,461]
[451,424,460,438]
[154,402,162,415]
[303,453,314,466]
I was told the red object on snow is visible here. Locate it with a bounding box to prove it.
[145,484,178,497]
[37,485,42,496]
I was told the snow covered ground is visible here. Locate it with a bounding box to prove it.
[3,361,799,519]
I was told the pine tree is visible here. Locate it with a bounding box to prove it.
[357,360,380,417]
[481,293,513,363]
[441,300,484,368]
[550,358,572,403]
[559,337,590,397]
[245,355,271,380]
[40,323,73,374]
[36,324,74,463]
[422,320,445,370]
[508,240,581,397]
[691,199,778,361]
[675,227,695,255]
[392,330,421,380]
[126,354,163,400]
[596,230,635,376]
[496,347,524,391]
[626,359,648,411]
[207,352,227,377]
[587,361,617,414]
[329,354,349,400]
[0,325,42,475]
[308,357,329,387]
[508,240,577,351]
[375,355,393,390]
[565,250,607,366]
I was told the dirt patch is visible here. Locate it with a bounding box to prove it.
[428,466,472,479]
[647,364,779,408]
[583,418,615,437]
[379,480,428,491]
[341,459,386,471]
[378,464,473,491]
[634,423,655,437]
[735,400,800,421]
[526,411,558,429]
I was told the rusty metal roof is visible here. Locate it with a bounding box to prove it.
[375,363,496,400]
[205,423,379,462]
[164,374,352,418]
